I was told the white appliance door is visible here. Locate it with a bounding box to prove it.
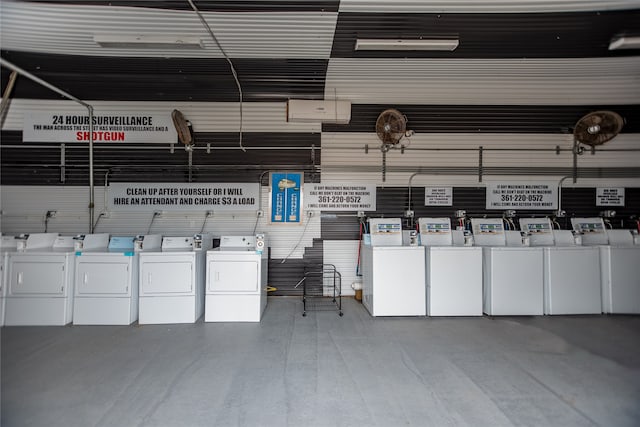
[208,260,258,292]
[9,258,66,295]
[141,257,193,295]
[76,261,130,295]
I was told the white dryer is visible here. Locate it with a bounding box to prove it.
[361,218,426,317]
[0,235,19,327]
[521,218,601,315]
[138,234,213,324]
[5,233,109,325]
[472,218,544,316]
[418,218,482,316]
[73,235,162,325]
[205,235,268,322]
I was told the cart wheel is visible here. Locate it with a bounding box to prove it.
[302,312,307,317]
[339,312,343,317]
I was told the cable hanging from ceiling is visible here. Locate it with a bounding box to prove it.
[187,0,245,152]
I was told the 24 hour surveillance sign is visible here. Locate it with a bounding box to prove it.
[23,112,177,143]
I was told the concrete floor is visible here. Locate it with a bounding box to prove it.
[2,297,640,427]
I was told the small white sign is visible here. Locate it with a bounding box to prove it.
[304,184,376,211]
[486,182,558,210]
[108,183,260,211]
[425,187,453,206]
[23,111,177,143]
[596,188,625,206]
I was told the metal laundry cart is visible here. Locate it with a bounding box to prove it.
[298,264,343,317]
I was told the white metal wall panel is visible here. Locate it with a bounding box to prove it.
[326,58,640,105]
[1,99,319,133]
[0,1,337,59]
[0,186,321,260]
[321,133,640,187]
[339,0,640,13]
[323,240,360,296]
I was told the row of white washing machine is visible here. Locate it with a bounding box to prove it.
[360,217,640,317]
[0,233,268,326]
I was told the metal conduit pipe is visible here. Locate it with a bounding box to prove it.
[0,71,18,128]
[0,57,96,233]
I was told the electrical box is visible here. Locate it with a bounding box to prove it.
[418,217,453,246]
[470,218,505,246]
[519,218,555,246]
[571,218,608,245]
[368,218,403,246]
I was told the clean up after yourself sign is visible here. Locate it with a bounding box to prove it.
[108,183,260,211]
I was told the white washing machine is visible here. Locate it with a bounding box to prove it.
[138,234,213,324]
[73,235,162,325]
[205,235,268,322]
[472,218,544,316]
[361,218,426,317]
[572,218,640,314]
[520,218,601,315]
[418,218,483,316]
[0,235,19,327]
[5,233,109,325]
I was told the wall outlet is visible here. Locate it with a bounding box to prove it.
[46,210,57,218]
[99,211,110,218]
[307,210,315,218]
[256,210,264,218]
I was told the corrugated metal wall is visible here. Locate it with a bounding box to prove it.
[2,0,640,295]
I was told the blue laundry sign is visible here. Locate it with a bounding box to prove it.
[271,172,303,223]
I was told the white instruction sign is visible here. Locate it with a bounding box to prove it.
[304,184,376,211]
[108,183,260,211]
[596,188,625,206]
[23,111,177,143]
[486,182,557,210]
[425,187,453,206]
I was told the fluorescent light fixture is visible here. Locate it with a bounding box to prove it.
[355,38,459,51]
[609,36,640,50]
[93,34,204,49]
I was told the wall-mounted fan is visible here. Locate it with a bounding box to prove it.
[573,111,624,154]
[376,108,408,151]
[171,109,194,150]
[374,109,413,182]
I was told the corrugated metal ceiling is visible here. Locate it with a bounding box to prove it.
[1,1,338,58]
[325,58,640,105]
[338,0,640,13]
